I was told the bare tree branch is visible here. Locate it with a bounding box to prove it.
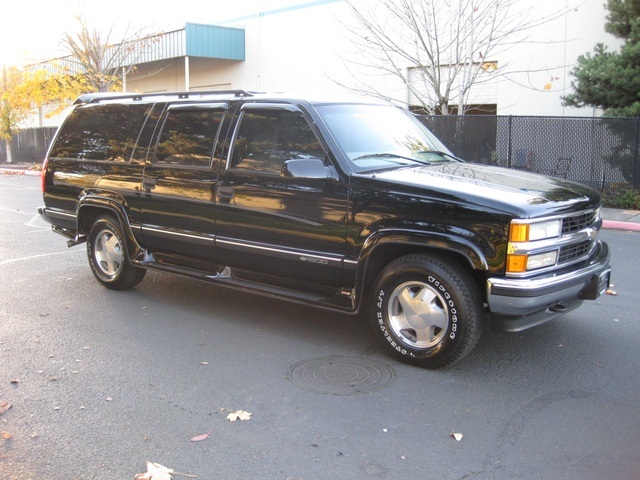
[61,15,157,92]
[339,0,574,114]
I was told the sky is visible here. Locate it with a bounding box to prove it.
[0,0,301,67]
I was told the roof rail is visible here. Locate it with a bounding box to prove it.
[73,90,257,105]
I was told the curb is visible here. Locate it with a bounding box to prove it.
[0,168,41,176]
[602,220,640,232]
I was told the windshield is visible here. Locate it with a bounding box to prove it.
[316,103,458,173]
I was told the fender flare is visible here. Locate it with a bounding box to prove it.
[351,229,489,311]
[75,191,143,258]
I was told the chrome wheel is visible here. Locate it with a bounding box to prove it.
[93,228,123,277]
[388,281,449,349]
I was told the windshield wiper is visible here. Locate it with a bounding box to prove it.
[417,150,463,162]
[353,153,432,165]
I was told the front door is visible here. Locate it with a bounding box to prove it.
[215,104,349,286]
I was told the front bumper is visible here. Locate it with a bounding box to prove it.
[487,241,611,332]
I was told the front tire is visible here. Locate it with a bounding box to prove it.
[87,215,146,290]
[370,254,483,369]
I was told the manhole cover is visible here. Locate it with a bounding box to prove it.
[288,356,395,395]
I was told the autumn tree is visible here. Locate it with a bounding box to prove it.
[1,67,29,163]
[562,0,640,116]
[341,0,570,115]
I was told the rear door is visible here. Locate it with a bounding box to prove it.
[215,103,349,286]
[139,103,229,265]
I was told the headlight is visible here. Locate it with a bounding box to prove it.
[507,218,562,274]
[510,219,562,242]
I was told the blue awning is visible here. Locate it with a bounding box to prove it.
[30,23,245,74]
[185,23,245,61]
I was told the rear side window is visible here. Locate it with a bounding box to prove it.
[49,103,153,162]
[153,107,224,168]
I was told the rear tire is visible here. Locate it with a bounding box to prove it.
[87,215,146,290]
[370,254,483,369]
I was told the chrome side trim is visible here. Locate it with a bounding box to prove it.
[216,237,343,268]
[141,226,215,246]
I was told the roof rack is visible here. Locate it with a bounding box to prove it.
[73,90,257,105]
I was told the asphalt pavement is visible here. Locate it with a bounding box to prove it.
[1,172,639,479]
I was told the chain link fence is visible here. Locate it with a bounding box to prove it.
[419,115,640,191]
[2,118,640,192]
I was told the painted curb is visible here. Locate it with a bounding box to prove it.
[0,168,41,176]
[603,220,640,232]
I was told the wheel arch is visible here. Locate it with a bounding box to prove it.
[76,193,143,259]
[353,230,488,311]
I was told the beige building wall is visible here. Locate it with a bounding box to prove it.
[31,0,620,128]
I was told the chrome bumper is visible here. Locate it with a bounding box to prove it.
[487,241,611,332]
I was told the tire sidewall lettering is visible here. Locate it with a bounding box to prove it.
[374,272,460,359]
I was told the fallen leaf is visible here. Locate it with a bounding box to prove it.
[190,431,211,442]
[226,410,252,422]
[9,379,19,384]
[134,462,174,480]
[606,289,617,296]
[1,431,12,439]
[451,431,463,442]
[0,402,11,417]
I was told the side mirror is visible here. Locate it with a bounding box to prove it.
[282,158,333,179]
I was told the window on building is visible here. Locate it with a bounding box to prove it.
[407,61,498,115]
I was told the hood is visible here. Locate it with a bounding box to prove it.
[360,162,600,218]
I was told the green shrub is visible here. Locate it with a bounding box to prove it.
[601,187,640,210]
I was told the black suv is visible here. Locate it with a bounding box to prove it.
[38,90,611,368]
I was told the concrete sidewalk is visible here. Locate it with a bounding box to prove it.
[602,208,640,232]
[2,163,639,231]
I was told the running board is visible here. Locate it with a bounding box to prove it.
[136,258,355,313]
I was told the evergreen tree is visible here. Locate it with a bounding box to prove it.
[563,0,640,116]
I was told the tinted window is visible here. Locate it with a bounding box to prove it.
[231,109,323,174]
[50,103,153,162]
[131,103,165,164]
[154,108,224,168]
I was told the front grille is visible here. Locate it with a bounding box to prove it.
[562,210,597,234]
[558,239,592,264]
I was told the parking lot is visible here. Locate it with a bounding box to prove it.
[1,173,639,480]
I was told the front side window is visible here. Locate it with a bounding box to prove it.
[231,109,323,175]
[50,103,153,162]
[154,108,224,168]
